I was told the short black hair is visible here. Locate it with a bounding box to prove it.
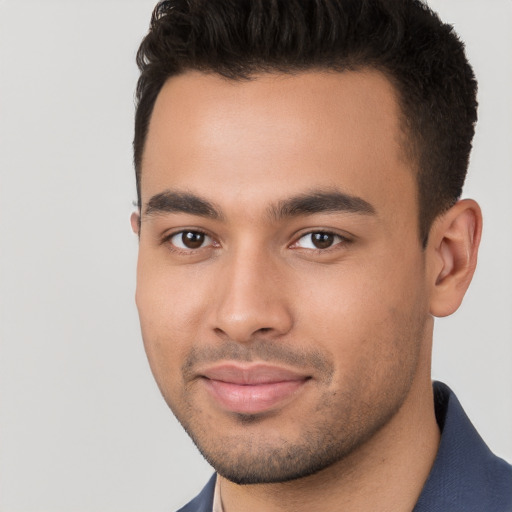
[134,0,478,246]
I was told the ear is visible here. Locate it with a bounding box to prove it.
[130,211,140,236]
[427,199,482,317]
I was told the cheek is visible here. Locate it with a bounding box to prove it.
[136,249,212,326]
[135,257,212,385]
[292,253,428,377]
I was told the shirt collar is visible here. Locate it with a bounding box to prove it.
[413,381,512,511]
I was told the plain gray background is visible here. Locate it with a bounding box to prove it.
[0,1,511,510]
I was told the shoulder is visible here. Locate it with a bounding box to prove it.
[414,382,512,511]
[175,474,217,512]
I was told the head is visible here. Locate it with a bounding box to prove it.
[132,0,481,485]
[134,0,478,247]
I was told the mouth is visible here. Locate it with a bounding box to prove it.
[199,363,311,415]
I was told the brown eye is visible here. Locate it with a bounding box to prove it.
[294,231,345,250]
[311,232,335,249]
[169,230,212,250]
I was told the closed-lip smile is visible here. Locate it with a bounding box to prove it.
[199,363,311,415]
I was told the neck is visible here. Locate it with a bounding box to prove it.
[218,371,440,512]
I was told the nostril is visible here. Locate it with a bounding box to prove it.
[213,326,272,337]
[211,302,294,343]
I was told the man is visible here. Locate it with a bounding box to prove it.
[130,0,512,510]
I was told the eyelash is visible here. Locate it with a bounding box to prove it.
[290,230,351,253]
[161,229,217,254]
[161,229,351,254]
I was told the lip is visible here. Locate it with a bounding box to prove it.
[199,363,310,415]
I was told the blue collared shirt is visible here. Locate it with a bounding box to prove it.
[177,382,512,511]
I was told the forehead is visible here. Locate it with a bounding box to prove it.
[141,69,416,218]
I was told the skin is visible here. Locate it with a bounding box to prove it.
[132,69,481,511]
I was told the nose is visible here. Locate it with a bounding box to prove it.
[209,247,293,343]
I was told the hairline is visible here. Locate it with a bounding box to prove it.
[136,65,427,246]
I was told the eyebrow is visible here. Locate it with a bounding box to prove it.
[268,190,376,220]
[143,188,375,221]
[144,190,223,220]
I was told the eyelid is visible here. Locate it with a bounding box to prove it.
[289,229,352,250]
[159,227,351,253]
[161,228,219,251]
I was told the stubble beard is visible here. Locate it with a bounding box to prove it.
[179,386,411,485]
[168,341,420,485]
[157,295,427,485]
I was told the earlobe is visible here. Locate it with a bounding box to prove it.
[428,199,482,317]
[130,211,141,236]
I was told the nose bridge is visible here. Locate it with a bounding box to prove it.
[211,241,292,342]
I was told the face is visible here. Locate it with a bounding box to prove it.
[134,70,433,484]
